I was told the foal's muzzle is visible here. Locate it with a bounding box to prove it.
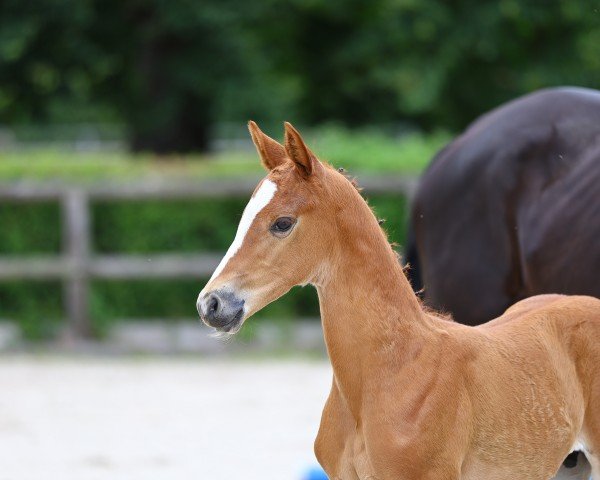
[197,290,245,332]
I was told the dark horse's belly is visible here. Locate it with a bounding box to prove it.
[408,87,600,327]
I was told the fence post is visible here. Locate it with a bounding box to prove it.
[62,189,91,338]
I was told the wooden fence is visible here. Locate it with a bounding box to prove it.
[0,176,417,338]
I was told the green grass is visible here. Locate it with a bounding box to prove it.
[0,127,449,182]
[0,150,261,182]
[311,126,449,174]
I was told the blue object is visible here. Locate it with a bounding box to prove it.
[302,465,328,480]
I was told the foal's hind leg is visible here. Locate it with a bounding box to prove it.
[580,424,600,479]
[588,453,600,480]
[583,386,600,479]
[583,425,600,479]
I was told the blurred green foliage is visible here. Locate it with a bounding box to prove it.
[94,199,243,253]
[0,280,63,339]
[0,194,407,339]
[1,0,598,151]
[0,202,60,253]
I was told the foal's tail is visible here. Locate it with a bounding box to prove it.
[404,224,424,297]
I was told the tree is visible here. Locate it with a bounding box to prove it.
[1,0,598,151]
[0,0,262,152]
[253,0,600,130]
[88,0,262,152]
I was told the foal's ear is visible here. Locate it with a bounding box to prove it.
[248,121,287,171]
[284,122,315,178]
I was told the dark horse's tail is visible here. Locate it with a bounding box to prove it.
[404,223,424,296]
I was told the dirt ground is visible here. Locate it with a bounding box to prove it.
[0,356,331,480]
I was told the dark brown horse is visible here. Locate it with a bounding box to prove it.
[407,88,600,475]
[407,87,600,326]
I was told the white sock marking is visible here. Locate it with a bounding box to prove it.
[208,179,277,283]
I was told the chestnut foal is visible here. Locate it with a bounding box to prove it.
[197,122,600,480]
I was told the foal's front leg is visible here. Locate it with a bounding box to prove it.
[314,380,361,479]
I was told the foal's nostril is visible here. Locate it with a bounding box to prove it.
[199,292,224,323]
[208,294,220,315]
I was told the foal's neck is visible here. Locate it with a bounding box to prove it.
[315,186,429,414]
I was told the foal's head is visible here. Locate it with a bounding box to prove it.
[197,122,363,334]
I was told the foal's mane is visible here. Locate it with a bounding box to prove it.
[339,165,454,325]
[336,166,363,193]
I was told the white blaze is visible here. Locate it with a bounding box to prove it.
[207,179,277,284]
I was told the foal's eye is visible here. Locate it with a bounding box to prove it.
[270,217,295,237]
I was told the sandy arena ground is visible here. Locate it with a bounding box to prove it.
[0,356,331,480]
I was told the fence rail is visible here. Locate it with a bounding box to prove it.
[0,176,417,337]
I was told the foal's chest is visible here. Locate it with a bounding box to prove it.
[316,384,376,479]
